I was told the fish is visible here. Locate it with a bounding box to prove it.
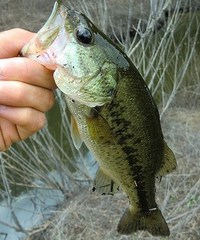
[21,1,177,237]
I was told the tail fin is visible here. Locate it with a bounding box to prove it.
[117,207,170,237]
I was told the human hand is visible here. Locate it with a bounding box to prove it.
[0,28,56,151]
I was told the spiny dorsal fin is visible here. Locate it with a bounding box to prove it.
[91,168,120,195]
[70,115,83,150]
[156,141,177,178]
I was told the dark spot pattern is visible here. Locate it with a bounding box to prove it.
[103,99,153,212]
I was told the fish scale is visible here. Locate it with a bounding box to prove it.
[100,95,159,213]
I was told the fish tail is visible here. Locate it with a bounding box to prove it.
[117,207,170,237]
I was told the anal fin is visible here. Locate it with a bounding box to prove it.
[156,141,177,178]
[91,168,120,195]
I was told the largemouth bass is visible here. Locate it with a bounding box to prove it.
[21,1,177,237]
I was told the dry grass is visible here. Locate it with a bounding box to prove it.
[0,0,200,240]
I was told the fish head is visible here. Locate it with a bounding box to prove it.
[21,1,121,107]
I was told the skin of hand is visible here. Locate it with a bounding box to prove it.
[0,28,56,151]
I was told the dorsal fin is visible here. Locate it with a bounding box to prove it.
[70,115,83,150]
[156,141,177,178]
[91,168,120,195]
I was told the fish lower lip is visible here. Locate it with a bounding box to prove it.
[36,51,57,70]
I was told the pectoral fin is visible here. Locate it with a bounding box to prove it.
[91,168,120,195]
[70,116,83,150]
[156,141,177,178]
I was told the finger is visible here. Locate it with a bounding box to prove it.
[0,81,55,112]
[0,117,19,151]
[0,28,35,58]
[0,106,46,137]
[0,57,56,89]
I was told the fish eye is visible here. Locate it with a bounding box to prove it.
[76,27,93,44]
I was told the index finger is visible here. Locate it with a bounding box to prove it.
[0,57,56,90]
[0,28,35,58]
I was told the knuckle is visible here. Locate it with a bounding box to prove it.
[13,82,25,101]
[12,28,32,38]
[20,57,30,80]
[24,108,46,133]
[0,62,4,79]
[13,28,24,33]
[45,91,55,111]
[32,111,46,132]
[35,113,46,130]
[0,60,7,80]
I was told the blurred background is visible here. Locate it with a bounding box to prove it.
[0,0,200,239]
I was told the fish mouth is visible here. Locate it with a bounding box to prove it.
[21,1,69,70]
